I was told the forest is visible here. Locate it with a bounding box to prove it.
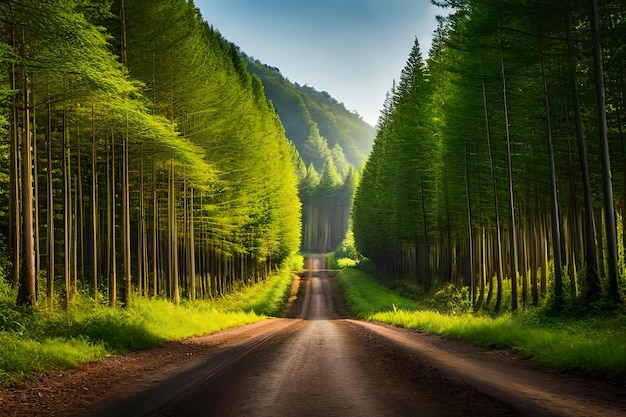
[353,0,626,313]
[3,0,626,404]
[247,59,375,253]
[0,0,303,308]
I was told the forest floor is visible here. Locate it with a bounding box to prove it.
[1,269,626,416]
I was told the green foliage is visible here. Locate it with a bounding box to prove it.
[427,284,472,315]
[326,253,337,269]
[288,253,305,271]
[213,270,295,317]
[353,0,626,312]
[246,57,375,170]
[336,258,358,268]
[0,271,294,386]
[0,0,303,311]
[339,268,626,379]
[334,230,359,261]
[335,268,422,318]
[247,56,371,254]
[0,332,108,386]
[372,309,626,380]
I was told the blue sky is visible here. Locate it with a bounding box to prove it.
[195,1,445,126]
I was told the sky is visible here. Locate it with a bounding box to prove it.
[194,0,446,127]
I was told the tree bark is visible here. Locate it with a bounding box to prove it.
[169,161,179,306]
[590,0,620,303]
[123,125,131,307]
[483,81,504,312]
[9,26,20,289]
[540,32,564,308]
[46,100,54,309]
[497,4,518,310]
[92,106,98,304]
[63,98,71,310]
[110,134,117,308]
[564,1,601,301]
[17,27,36,305]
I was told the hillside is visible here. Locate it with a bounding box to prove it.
[246,57,375,172]
[245,56,375,253]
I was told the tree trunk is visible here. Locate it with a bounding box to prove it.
[152,160,158,297]
[123,126,131,307]
[138,154,145,296]
[540,33,564,308]
[590,0,620,303]
[189,187,196,301]
[483,81,504,312]
[17,32,36,305]
[76,126,84,293]
[564,1,601,301]
[63,99,71,310]
[497,4,518,310]
[419,167,430,290]
[92,106,98,304]
[9,27,20,289]
[32,87,40,284]
[169,161,179,306]
[465,145,477,309]
[46,100,54,309]
[110,134,117,308]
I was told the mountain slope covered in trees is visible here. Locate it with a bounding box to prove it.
[246,57,375,172]
[246,57,375,253]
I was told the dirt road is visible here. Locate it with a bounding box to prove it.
[2,259,626,416]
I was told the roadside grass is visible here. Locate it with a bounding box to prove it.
[336,268,626,380]
[335,268,422,315]
[0,270,294,387]
[213,269,294,316]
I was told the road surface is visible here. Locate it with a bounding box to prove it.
[93,256,626,416]
[3,256,625,416]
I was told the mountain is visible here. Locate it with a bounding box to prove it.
[245,57,375,173]
[245,56,375,253]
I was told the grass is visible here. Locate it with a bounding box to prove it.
[335,268,422,317]
[336,268,626,380]
[0,270,294,387]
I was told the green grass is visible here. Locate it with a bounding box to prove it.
[336,268,626,380]
[0,270,294,387]
[336,268,422,316]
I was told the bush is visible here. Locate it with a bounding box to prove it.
[287,253,304,271]
[336,258,357,268]
[334,230,359,261]
[428,284,472,315]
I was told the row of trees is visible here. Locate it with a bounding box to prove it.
[353,0,625,312]
[0,0,301,308]
[246,56,374,253]
[298,160,356,253]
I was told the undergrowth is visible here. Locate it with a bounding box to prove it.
[0,270,294,387]
[336,267,626,380]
